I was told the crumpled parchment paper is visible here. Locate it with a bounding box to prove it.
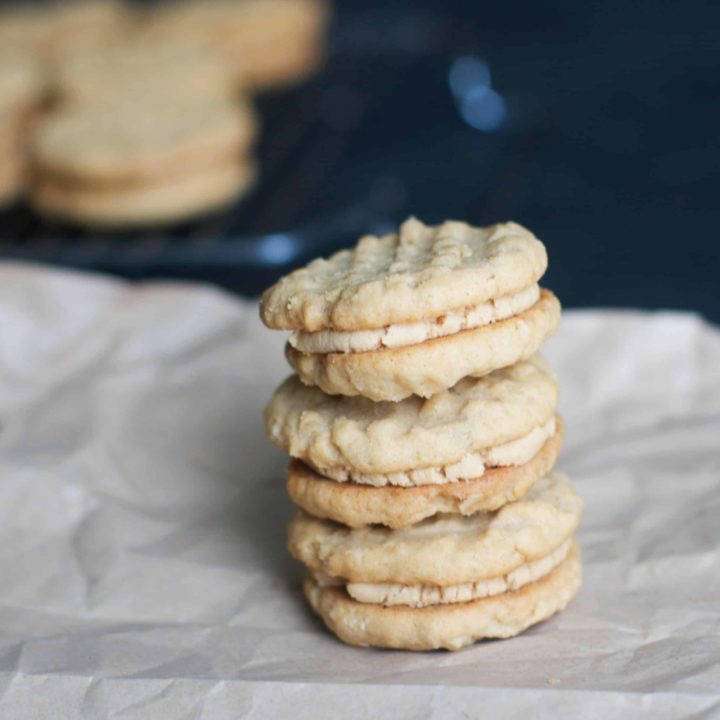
[0,262,718,719]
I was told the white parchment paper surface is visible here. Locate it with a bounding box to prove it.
[0,263,718,719]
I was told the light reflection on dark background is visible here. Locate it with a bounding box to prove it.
[1,0,718,321]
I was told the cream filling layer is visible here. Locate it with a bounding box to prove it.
[289,284,541,354]
[338,538,573,608]
[314,415,556,487]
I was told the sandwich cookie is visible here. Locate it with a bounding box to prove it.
[291,472,583,650]
[0,1,127,59]
[29,95,258,227]
[266,356,563,527]
[262,217,561,401]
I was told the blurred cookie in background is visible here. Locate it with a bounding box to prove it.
[29,94,259,227]
[144,0,331,90]
[52,38,238,107]
[0,1,131,58]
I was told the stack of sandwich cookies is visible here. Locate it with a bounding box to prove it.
[261,217,582,650]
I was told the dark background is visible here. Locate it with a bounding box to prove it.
[2,0,719,321]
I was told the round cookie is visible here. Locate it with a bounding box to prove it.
[265,355,558,481]
[304,542,581,651]
[288,471,583,585]
[286,418,563,528]
[286,289,560,401]
[32,160,257,228]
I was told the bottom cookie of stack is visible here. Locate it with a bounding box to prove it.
[289,471,583,651]
[305,543,581,651]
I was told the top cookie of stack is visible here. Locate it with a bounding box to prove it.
[0,1,129,59]
[261,217,560,401]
